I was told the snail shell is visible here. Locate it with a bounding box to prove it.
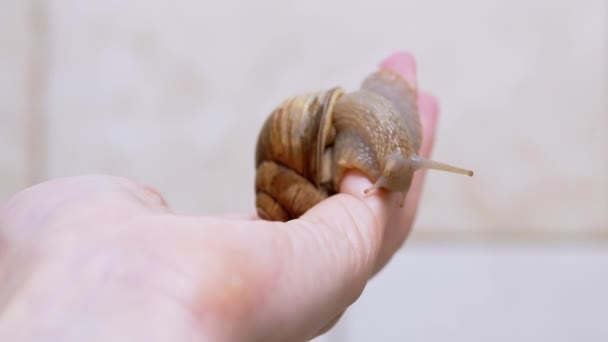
[255,69,473,222]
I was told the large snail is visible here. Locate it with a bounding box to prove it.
[254,69,473,221]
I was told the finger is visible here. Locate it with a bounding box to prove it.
[245,176,388,341]
[250,50,417,276]
[295,174,389,298]
[362,51,423,273]
[370,91,439,275]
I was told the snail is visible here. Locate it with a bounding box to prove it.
[254,69,473,222]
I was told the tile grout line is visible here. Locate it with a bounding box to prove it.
[408,229,608,246]
[25,0,49,185]
[604,1,608,211]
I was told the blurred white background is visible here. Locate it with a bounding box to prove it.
[1,0,607,341]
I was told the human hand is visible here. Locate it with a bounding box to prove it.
[0,52,438,342]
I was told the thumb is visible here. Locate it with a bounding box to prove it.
[257,172,388,340]
[295,171,389,283]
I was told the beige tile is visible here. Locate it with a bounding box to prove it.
[45,0,606,233]
[0,0,30,203]
[413,0,608,233]
[335,242,608,342]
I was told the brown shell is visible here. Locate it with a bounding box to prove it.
[255,88,344,221]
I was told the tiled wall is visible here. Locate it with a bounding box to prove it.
[0,0,30,201]
[1,0,606,341]
[325,244,608,342]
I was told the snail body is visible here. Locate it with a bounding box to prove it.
[255,69,472,221]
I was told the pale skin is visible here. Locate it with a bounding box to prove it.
[0,52,438,342]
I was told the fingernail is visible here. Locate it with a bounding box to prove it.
[379,51,417,87]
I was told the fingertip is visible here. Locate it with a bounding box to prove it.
[264,185,386,339]
[339,171,389,226]
[298,171,389,255]
[379,51,417,88]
